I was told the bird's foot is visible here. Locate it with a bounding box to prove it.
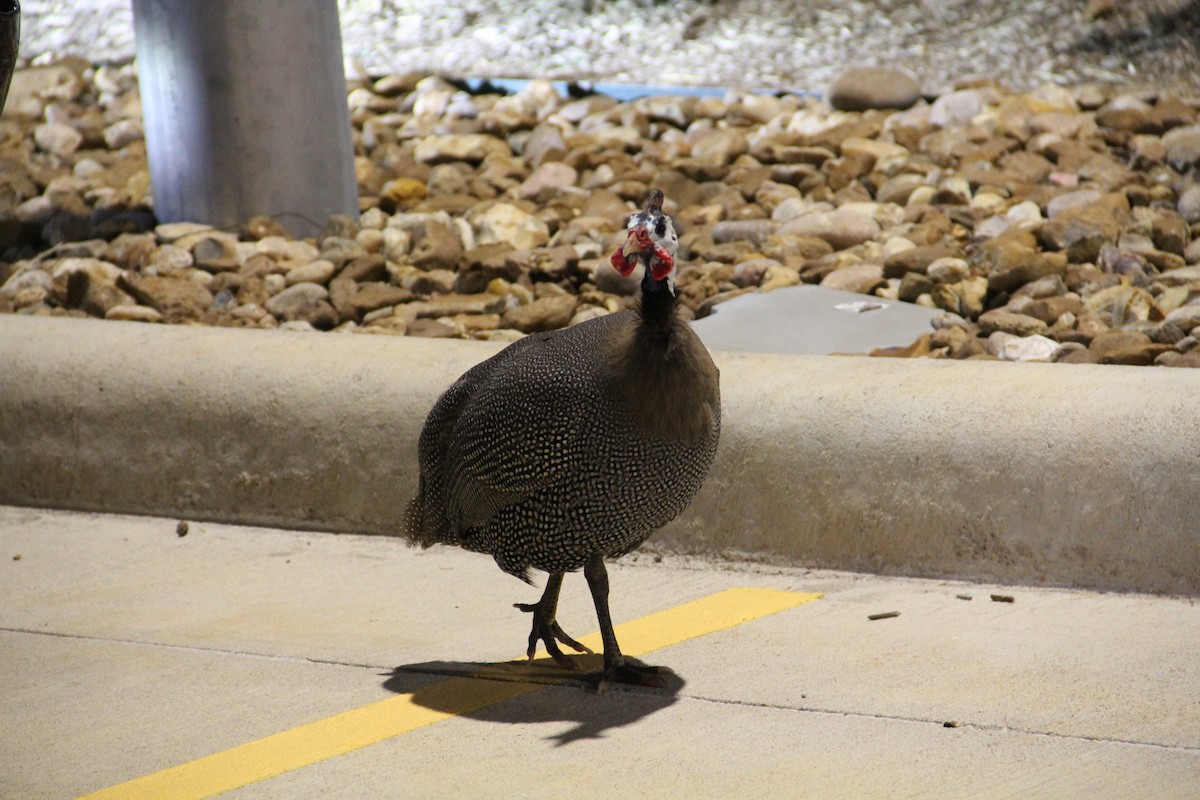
[591,658,674,694]
[514,601,594,671]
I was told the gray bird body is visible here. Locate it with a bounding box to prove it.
[403,190,719,688]
[404,302,720,580]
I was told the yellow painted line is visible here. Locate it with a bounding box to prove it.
[78,587,821,800]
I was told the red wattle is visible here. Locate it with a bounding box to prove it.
[650,245,674,280]
[610,248,637,277]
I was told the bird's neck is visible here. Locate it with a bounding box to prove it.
[636,270,678,336]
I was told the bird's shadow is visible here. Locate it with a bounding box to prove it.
[382,655,685,746]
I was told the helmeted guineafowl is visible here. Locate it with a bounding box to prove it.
[403,189,720,690]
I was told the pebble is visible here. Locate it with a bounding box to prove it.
[827,66,921,112]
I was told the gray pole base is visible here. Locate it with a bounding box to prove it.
[132,0,358,238]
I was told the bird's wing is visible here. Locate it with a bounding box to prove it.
[437,332,600,533]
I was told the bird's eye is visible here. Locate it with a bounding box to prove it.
[655,219,666,237]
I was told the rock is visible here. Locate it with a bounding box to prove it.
[104,304,163,323]
[402,293,507,318]
[876,173,926,205]
[1095,94,1153,132]
[501,295,577,333]
[1162,124,1200,170]
[102,119,144,150]
[413,134,511,164]
[117,273,214,322]
[840,137,911,175]
[897,271,934,302]
[760,265,802,291]
[820,262,885,294]
[1088,330,1164,365]
[1165,304,1200,333]
[34,123,83,157]
[930,88,999,127]
[191,236,240,272]
[974,228,1064,292]
[827,66,921,112]
[1037,191,1129,263]
[407,269,458,295]
[380,177,428,210]
[522,123,568,167]
[285,259,337,286]
[468,202,550,250]
[515,162,578,200]
[1156,351,1200,368]
[156,222,216,243]
[410,221,464,270]
[1084,285,1161,325]
[732,258,779,288]
[1052,341,1099,364]
[1046,189,1103,219]
[1022,294,1083,324]
[405,318,458,338]
[263,282,338,329]
[339,254,388,283]
[335,281,413,320]
[241,216,289,241]
[940,276,989,318]
[691,129,750,164]
[521,246,579,281]
[999,334,1060,362]
[779,206,880,250]
[1178,184,1200,224]
[1143,212,1188,261]
[978,309,1049,337]
[926,257,970,284]
[2,268,53,301]
[712,219,777,246]
[883,243,963,278]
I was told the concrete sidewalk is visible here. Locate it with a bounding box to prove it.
[2,506,1197,799]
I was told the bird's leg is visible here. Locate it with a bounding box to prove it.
[514,572,593,670]
[583,556,671,693]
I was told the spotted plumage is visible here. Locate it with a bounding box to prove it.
[403,190,720,690]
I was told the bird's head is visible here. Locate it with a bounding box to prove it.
[610,189,679,295]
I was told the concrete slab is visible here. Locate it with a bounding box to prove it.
[692,285,941,355]
[2,507,1197,799]
[3,315,1198,595]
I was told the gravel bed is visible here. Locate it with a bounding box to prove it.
[17,0,1200,97]
[2,51,1200,366]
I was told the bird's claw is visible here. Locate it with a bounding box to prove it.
[514,602,594,671]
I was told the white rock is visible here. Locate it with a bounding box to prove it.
[103,118,144,149]
[926,257,970,284]
[285,259,336,286]
[1000,334,1061,362]
[264,274,287,296]
[256,236,319,263]
[14,196,55,225]
[468,202,550,250]
[34,123,83,157]
[147,244,194,272]
[105,304,163,323]
[155,222,215,242]
[515,162,578,200]
[1,267,53,298]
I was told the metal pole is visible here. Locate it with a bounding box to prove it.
[132,0,358,238]
[0,1,19,117]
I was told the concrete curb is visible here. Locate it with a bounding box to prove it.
[2,314,1197,594]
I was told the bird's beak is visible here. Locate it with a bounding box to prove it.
[623,225,650,257]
